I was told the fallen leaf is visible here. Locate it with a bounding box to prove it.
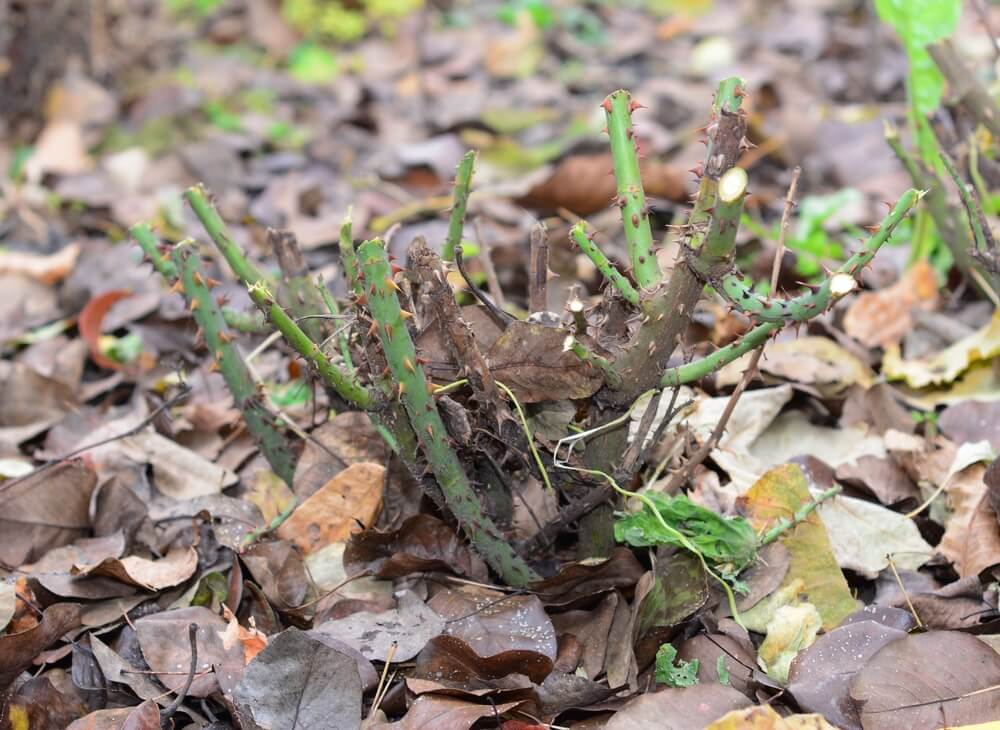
[0,460,96,567]
[850,631,1000,729]
[0,583,15,631]
[632,551,710,667]
[232,628,362,730]
[25,119,93,179]
[604,684,752,730]
[939,461,1000,578]
[844,259,939,347]
[0,602,81,693]
[530,547,646,609]
[517,153,687,215]
[487,321,602,403]
[314,591,445,662]
[89,634,165,703]
[884,311,1000,388]
[817,496,932,578]
[78,290,134,370]
[371,695,524,730]
[717,336,873,394]
[739,464,859,629]
[939,400,1000,453]
[292,412,388,499]
[0,243,81,285]
[72,547,199,592]
[705,705,838,729]
[119,428,237,499]
[757,602,822,683]
[413,634,553,686]
[429,590,557,661]
[135,606,244,698]
[787,620,908,730]
[65,701,160,730]
[344,514,487,581]
[276,462,384,553]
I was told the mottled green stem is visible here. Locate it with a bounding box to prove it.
[132,223,268,334]
[271,228,330,345]
[565,335,623,389]
[184,186,372,409]
[702,167,748,261]
[172,241,297,484]
[358,239,538,586]
[758,485,841,547]
[569,221,640,306]
[442,151,475,262]
[604,90,660,289]
[661,321,779,387]
[339,213,361,295]
[708,188,921,322]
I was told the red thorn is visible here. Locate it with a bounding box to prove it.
[390,263,405,275]
[601,97,613,113]
[629,100,645,113]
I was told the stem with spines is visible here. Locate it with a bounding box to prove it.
[171,241,298,484]
[184,186,371,409]
[604,90,660,289]
[357,239,538,586]
[442,151,475,262]
[569,221,640,306]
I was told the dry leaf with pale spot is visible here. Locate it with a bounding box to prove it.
[277,462,385,554]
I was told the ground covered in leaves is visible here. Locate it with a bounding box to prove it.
[1,1,1000,728]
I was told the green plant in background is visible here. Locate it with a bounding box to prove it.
[654,643,699,687]
[281,0,423,44]
[165,0,224,18]
[875,0,962,270]
[875,0,960,172]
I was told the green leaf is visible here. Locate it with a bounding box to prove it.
[287,42,339,84]
[874,0,960,115]
[614,493,758,576]
[654,643,700,687]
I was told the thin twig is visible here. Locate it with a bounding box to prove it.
[528,221,549,314]
[660,167,801,493]
[160,623,198,728]
[886,554,924,629]
[454,245,516,328]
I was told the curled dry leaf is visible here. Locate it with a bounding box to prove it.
[938,461,1000,578]
[367,694,525,730]
[414,634,553,686]
[276,462,385,554]
[0,602,81,693]
[0,242,81,285]
[344,513,487,581]
[77,290,134,371]
[939,400,1000,453]
[883,311,1000,388]
[843,259,939,348]
[65,700,161,730]
[487,321,603,403]
[516,153,687,215]
[71,546,198,592]
[530,547,645,610]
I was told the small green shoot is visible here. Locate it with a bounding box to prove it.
[654,643,699,687]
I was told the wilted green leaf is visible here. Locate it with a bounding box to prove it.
[614,493,757,576]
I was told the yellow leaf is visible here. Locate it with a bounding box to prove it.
[706,704,838,729]
[884,311,1000,388]
[738,464,859,629]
